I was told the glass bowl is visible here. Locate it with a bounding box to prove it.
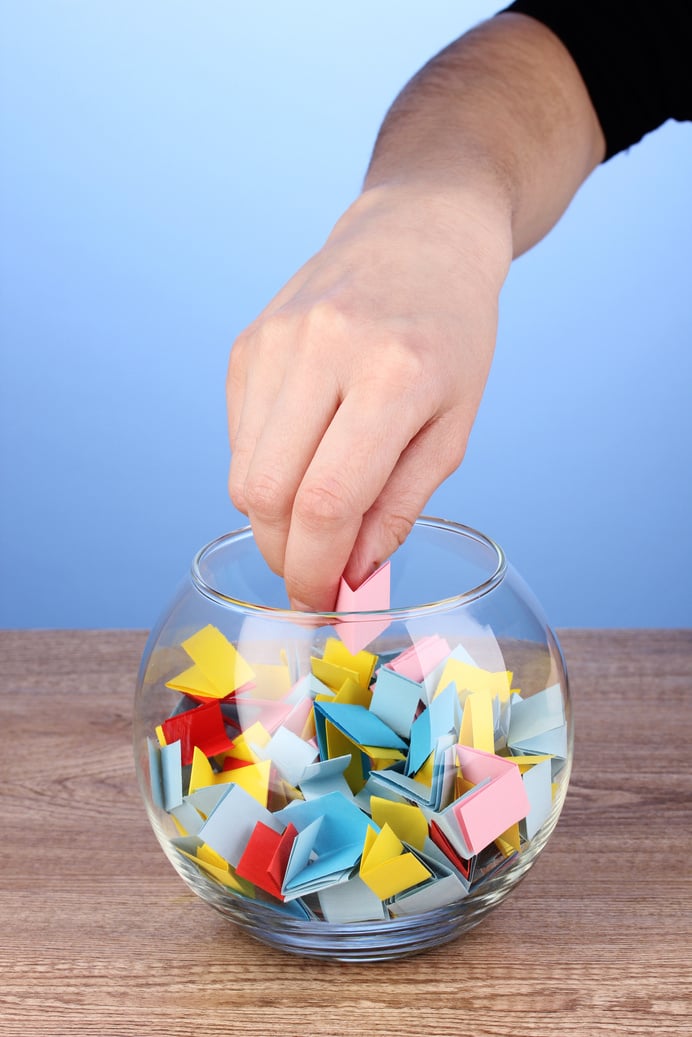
[134,517,572,961]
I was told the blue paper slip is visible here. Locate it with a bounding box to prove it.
[314,701,407,754]
[369,667,425,739]
[406,683,461,776]
[298,755,355,801]
[275,790,375,855]
[252,724,319,786]
[521,758,554,840]
[148,737,183,811]
[198,784,281,866]
[508,684,567,758]
[317,874,388,922]
[366,737,457,812]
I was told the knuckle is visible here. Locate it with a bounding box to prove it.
[437,418,469,476]
[226,336,251,400]
[228,329,250,372]
[243,470,290,520]
[445,442,467,476]
[284,575,317,610]
[227,470,248,513]
[377,337,427,391]
[294,476,355,530]
[226,358,240,399]
[301,297,347,342]
[259,541,285,578]
[380,509,416,550]
[229,311,294,372]
[261,309,295,345]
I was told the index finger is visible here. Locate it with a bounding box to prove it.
[283,378,432,611]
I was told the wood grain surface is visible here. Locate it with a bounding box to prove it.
[1,629,690,1037]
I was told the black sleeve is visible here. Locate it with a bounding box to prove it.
[501,1,692,160]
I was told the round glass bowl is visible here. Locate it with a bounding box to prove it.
[134,517,572,961]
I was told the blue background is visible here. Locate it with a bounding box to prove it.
[1,0,690,629]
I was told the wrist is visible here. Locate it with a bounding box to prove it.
[339,180,513,293]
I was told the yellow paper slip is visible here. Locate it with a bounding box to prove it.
[325,721,367,793]
[495,822,521,856]
[220,721,271,764]
[334,677,372,708]
[414,751,435,788]
[370,797,428,851]
[165,663,221,699]
[434,659,513,702]
[506,754,554,773]
[322,638,377,689]
[359,824,431,900]
[458,692,495,753]
[188,747,271,806]
[362,746,406,768]
[177,847,254,895]
[180,624,255,696]
[251,662,292,700]
[310,657,360,694]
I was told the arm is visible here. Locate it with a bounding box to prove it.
[227,12,605,611]
[365,13,604,254]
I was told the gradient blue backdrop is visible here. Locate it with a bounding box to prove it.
[1,1,691,629]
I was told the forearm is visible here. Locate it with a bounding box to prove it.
[364,12,606,257]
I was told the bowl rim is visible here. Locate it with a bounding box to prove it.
[190,514,508,618]
[190,516,507,621]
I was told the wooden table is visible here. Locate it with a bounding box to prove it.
[1,630,690,1036]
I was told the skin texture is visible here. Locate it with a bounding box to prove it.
[227,12,606,611]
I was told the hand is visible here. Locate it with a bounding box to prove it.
[227,184,511,611]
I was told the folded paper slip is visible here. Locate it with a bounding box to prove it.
[166,624,255,699]
[369,667,425,739]
[385,635,450,685]
[314,701,407,753]
[334,562,391,654]
[275,790,374,855]
[359,824,432,900]
[160,699,233,765]
[508,684,567,758]
[235,821,298,900]
[452,746,530,855]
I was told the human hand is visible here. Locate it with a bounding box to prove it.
[227,184,511,611]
